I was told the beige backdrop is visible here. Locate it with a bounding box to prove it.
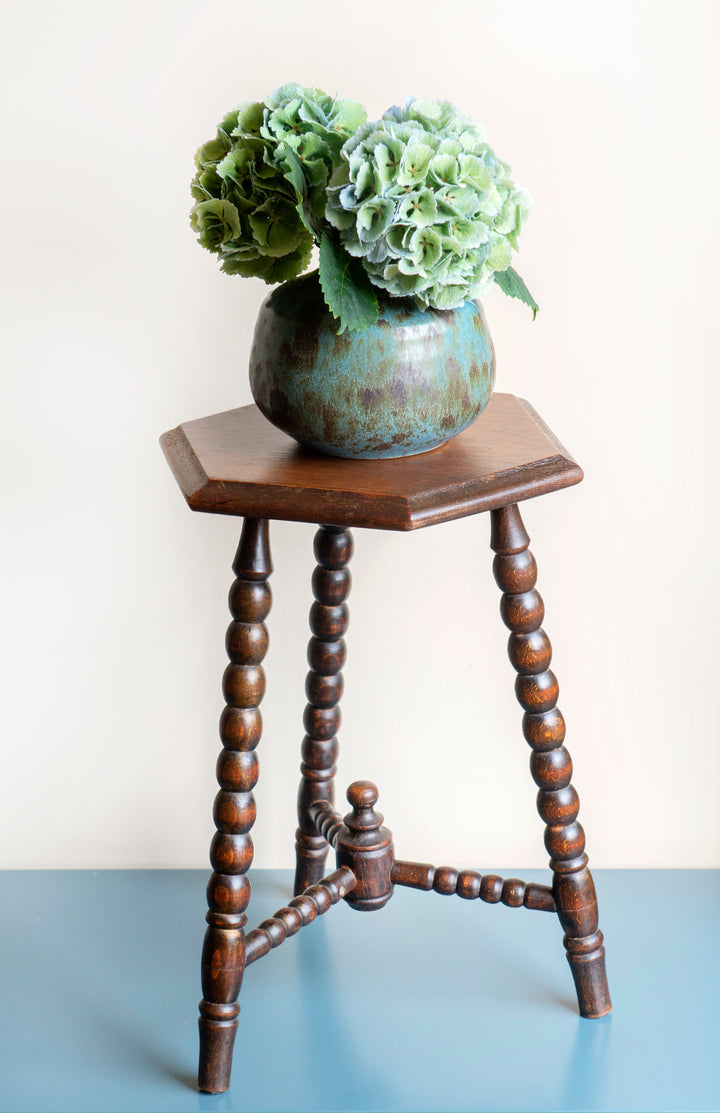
[1,0,718,868]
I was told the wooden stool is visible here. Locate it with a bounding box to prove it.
[161,392,612,1094]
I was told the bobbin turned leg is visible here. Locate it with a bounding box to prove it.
[198,517,272,1093]
[294,526,352,896]
[490,504,611,1019]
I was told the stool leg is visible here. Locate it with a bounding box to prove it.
[294,526,352,896]
[198,517,272,1093]
[490,503,611,1018]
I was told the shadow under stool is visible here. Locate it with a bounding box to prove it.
[161,391,612,1094]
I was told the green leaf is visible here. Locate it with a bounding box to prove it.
[493,266,539,320]
[318,232,379,334]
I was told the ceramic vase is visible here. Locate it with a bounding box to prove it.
[249,271,495,459]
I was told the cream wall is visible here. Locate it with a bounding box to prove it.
[1,1,718,868]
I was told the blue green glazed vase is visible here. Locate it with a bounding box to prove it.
[248,271,495,459]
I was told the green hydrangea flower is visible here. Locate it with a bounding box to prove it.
[190,85,366,282]
[190,105,313,283]
[325,97,532,310]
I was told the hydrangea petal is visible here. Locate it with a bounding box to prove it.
[191,198,241,252]
[485,237,512,270]
[386,224,413,255]
[422,282,468,309]
[382,263,431,294]
[408,226,442,269]
[428,153,458,185]
[436,138,463,158]
[356,197,395,242]
[397,188,437,227]
[332,99,367,134]
[325,202,356,231]
[365,237,389,264]
[397,141,434,186]
[435,184,480,218]
[195,136,231,170]
[374,140,404,186]
[233,102,264,136]
[476,184,502,218]
[494,196,518,235]
[458,153,491,190]
[354,161,377,201]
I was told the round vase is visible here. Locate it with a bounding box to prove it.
[248,271,496,460]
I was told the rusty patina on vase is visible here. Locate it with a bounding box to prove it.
[249,271,495,459]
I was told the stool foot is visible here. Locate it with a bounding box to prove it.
[198,1006,239,1093]
[490,503,612,1019]
[565,937,612,1018]
[294,526,353,897]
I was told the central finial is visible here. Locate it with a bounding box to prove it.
[345,780,383,832]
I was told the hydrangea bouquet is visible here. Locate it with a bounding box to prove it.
[191,84,537,333]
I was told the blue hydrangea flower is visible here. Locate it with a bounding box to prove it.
[325,97,531,309]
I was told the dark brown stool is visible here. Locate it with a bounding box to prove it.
[161,392,612,1094]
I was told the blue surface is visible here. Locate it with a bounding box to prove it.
[0,869,717,1112]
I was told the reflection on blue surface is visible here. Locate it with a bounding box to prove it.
[563,1015,613,1110]
[0,869,717,1112]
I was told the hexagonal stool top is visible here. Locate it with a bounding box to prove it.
[160,393,582,531]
